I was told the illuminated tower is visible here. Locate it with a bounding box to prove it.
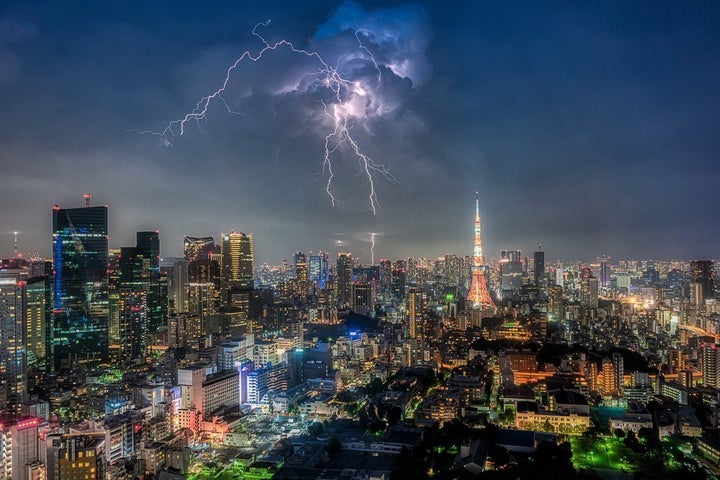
[466,192,495,310]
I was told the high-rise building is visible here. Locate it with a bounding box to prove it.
[533,249,545,287]
[161,257,188,314]
[0,417,40,480]
[51,203,109,370]
[183,236,215,263]
[308,252,328,289]
[220,231,254,288]
[499,251,523,296]
[599,258,611,288]
[467,193,495,310]
[294,252,308,299]
[580,276,599,310]
[390,266,407,300]
[379,259,392,301]
[547,285,563,322]
[691,260,714,304]
[612,352,624,397]
[26,275,50,369]
[351,282,371,315]
[118,246,146,361]
[336,253,353,308]
[135,231,167,332]
[702,344,720,389]
[407,287,424,339]
[0,278,26,414]
[601,357,615,396]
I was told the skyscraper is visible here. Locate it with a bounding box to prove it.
[183,236,215,263]
[51,203,109,370]
[336,253,353,308]
[26,275,51,368]
[220,231,254,288]
[533,249,545,287]
[466,193,495,310]
[702,344,720,389]
[118,246,147,361]
[221,231,254,314]
[294,252,308,299]
[136,231,167,332]
[0,278,26,414]
[580,276,599,310]
[691,260,714,303]
[309,252,328,289]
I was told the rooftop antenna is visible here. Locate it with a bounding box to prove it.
[84,193,92,208]
[13,231,18,258]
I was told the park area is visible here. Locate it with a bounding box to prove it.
[570,435,635,473]
[570,433,709,480]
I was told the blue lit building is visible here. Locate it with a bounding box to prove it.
[51,204,109,370]
[309,252,328,289]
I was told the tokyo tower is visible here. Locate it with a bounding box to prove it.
[467,192,496,310]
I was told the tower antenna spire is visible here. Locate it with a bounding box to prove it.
[13,231,18,259]
[467,192,495,310]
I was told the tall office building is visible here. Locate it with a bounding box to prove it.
[379,259,392,301]
[136,232,167,332]
[533,249,545,287]
[499,250,523,296]
[118,246,146,361]
[26,276,50,368]
[599,257,611,288]
[161,258,188,314]
[308,252,328,289]
[351,282,371,315]
[294,252,308,299]
[220,231,254,288]
[51,203,109,370]
[183,236,215,263]
[0,278,26,414]
[336,253,353,308]
[691,260,714,303]
[580,276,599,310]
[407,287,424,339]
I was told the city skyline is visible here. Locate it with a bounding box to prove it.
[1,1,719,263]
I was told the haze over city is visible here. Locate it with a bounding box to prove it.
[0,1,718,263]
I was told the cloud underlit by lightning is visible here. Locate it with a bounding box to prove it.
[136,1,430,214]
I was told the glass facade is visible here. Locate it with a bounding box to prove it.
[52,206,109,370]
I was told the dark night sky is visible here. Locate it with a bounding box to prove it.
[0,1,718,264]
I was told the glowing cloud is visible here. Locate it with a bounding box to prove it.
[137,1,430,213]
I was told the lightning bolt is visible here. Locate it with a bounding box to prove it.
[136,21,396,214]
[370,232,376,265]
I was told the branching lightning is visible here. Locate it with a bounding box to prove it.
[136,21,396,213]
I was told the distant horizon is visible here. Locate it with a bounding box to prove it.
[1,1,718,264]
[2,200,716,268]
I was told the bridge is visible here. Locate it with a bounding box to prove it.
[679,324,720,341]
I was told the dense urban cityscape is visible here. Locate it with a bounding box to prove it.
[0,194,718,479]
[2,0,720,479]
